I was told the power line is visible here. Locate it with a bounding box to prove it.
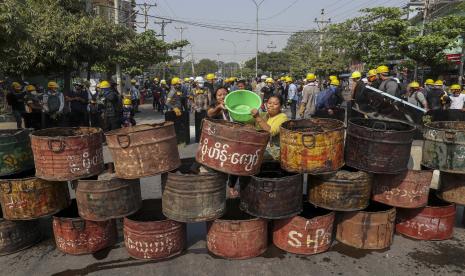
[260,0,300,20]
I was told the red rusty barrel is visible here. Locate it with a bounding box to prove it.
[52,200,117,255]
[76,163,142,221]
[396,193,456,240]
[345,119,415,174]
[372,170,433,208]
[0,169,70,220]
[31,127,104,181]
[273,201,334,255]
[437,171,465,205]
[105,122,181,179]
[240,162,303,219]
[207,199,268,259]
[0,210,41,255]
[336,202,396,249]
[124,199,186,260]
[196,118,270,176]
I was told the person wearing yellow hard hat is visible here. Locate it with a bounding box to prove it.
[406,81,428,111]
[449,84,465,110]
[427,79,450,111]
[165,77,190,144]
[22,84,42,129]
[285,76,298,119]
[166,77,184,116]
[6,81,27,129]
[191,76,209,142]
[314,78,341,119]
[41,81,65,128]
[376,65,401,97]
[121,97,136,127]
[97,80,121,131]
[299,73,319,119]
[204,73,217,101]
[367,69,379,87]
[129,79,140,113]
[260,78,275,110]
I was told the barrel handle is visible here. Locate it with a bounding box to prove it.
[301,134,315,148]
[262,182,274,193]
[0,181,11,194]
[229,222,241,231]
[72,220,85,230]
[48,139,66,153]
[372,121,387,130]
[117,135,131,148]
[445,131,456,141]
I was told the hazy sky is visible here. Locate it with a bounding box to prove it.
[136,0,409,64]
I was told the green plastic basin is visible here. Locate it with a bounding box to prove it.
[225,90,262,122]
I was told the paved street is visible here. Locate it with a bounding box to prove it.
[0,104,464,276]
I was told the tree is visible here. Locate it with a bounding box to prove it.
[244,52,290,75]
[195,59,219,75]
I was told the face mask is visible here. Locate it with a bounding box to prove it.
[198,82,204,88]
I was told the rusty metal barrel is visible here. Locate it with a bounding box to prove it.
[308,169,372,211]
[240,162,303,219]
[372,170,433,208]
[0,169,70,220]
[105,122,181,179]
[207,199,267,259]
[0,129,34,177]
[273,201,334,255]
[196,118,270,176]
[0,210,41,255]
[280,119,345,174]
[438,171,465,205]
[124,199,186,260]
[162,158,227,222]
[76,164,142,221]
[422,121,465,173]
[31,127,104,181]
[396,193,456,240]
[52,200,117,255]
[345,119,415,174]
[336,202,396,249]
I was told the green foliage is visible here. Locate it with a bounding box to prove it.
[244,52,290,75]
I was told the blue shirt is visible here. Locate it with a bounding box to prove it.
[287,83,298,101]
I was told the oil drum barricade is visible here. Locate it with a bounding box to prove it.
[422,121,465,173]
[437,171,465,205]
[308,169,372,211]
[52,201,117,255]
[31,127,104,181]
[280,119,345,174]
[105,122,181,179]
[336,202,396,250]
[372,170,433,208]
[162,158,227,222]
[240,162,303,219]
[0,170,70,220]
[0,129,34,177]
[396,193,455,240]
[196,118,270,176]
[123,199,186,260]
[273,201,334,255]
[207,200,267,259]
[76,164,142,221]
[0,211,41,255]
[345,119,415,174]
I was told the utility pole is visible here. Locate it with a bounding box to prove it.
[314,9,331,58]
[216,53,221,76]
[136,2,157,31]
[114,0,123,94]
[252,0,265,78]
[190,44,195,76]
[155,19,172,79]
[175,26,187,77]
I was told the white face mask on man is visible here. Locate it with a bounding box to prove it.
[197,82,204,88]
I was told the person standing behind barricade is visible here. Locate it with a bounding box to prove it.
[377,65,400,97]
[205,73,217,102]
[286,77,298,119]
[299,73,319,119]
[42,81,65,128]
[152,78,162,112]
[129,79,140,113]
[261,78,275,111]
[191,77,209,143]
[424,79,435,97]
[181,78,192,111]
[448,84,465,111]
[6,82,26,129]
[160,79,168,113]
[406,81,428,110]
[426,80,450,111]
[99,80,121,132]
[67,82,89,127]
[121,98,136,127]
[315,78,340,118]
[89,83,101,128]
[166,77,189,145]
[366,69,379,87]
[23,84,42,129]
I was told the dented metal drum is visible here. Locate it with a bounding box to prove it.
[31,127,104,181]
[196,118,270,176]
[336,202,396,249]
[308,169,372,211]
[280,119,345,174]
[240,162,303,219]
[162,158,227,222]
[0,211,41,255]
[345,119,415,174]
[396,193,455,240]
[372,170,433,208]
[207,200,267,259]
[438,171,465,205]
[273,201,334,255]
[105,122,181,179]
[0,129,34,177]
[124,199,186,260]
[52,200,117,255]
[0,169,70,220]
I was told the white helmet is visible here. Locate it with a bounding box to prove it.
[260,75,268,80]
[194,76,205,83]
[189,77,194,81]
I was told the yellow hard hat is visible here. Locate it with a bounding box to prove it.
[230,77,237,81]
[160,79,167,85]
[285,76,293,83]
[206,73,216,80]
[265,77,274,83]
[171,77,181,85]
[11,82,21,90]
[280,76,286,81]
[184,77,190,82]
[329,75,338,81]
[425,79,434,85]
[224,78,231,83]
[99,80,110,89]
[26,84,36,92]
[376,65,389,74]
[130,79,137,84]
[350,71,362,79]
[409,81,420,89]
[123,98,132,105]
[306,73,316,81]
[367,69,377,78]
[434,80,444,86]
[450,84,461,90]
[48,81,59,89]
[330,79,340,86]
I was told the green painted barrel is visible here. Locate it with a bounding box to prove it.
[0,129,34,176]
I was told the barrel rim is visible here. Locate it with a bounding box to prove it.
[203,117,270,136]
[251,171,302,182]
[214,215,266,223]
[348,118,416,133]
[104,121,174,137]
[31,127,103,139]
[0,128,31,138]
[424,120,465,131]
[280,118,345,133]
